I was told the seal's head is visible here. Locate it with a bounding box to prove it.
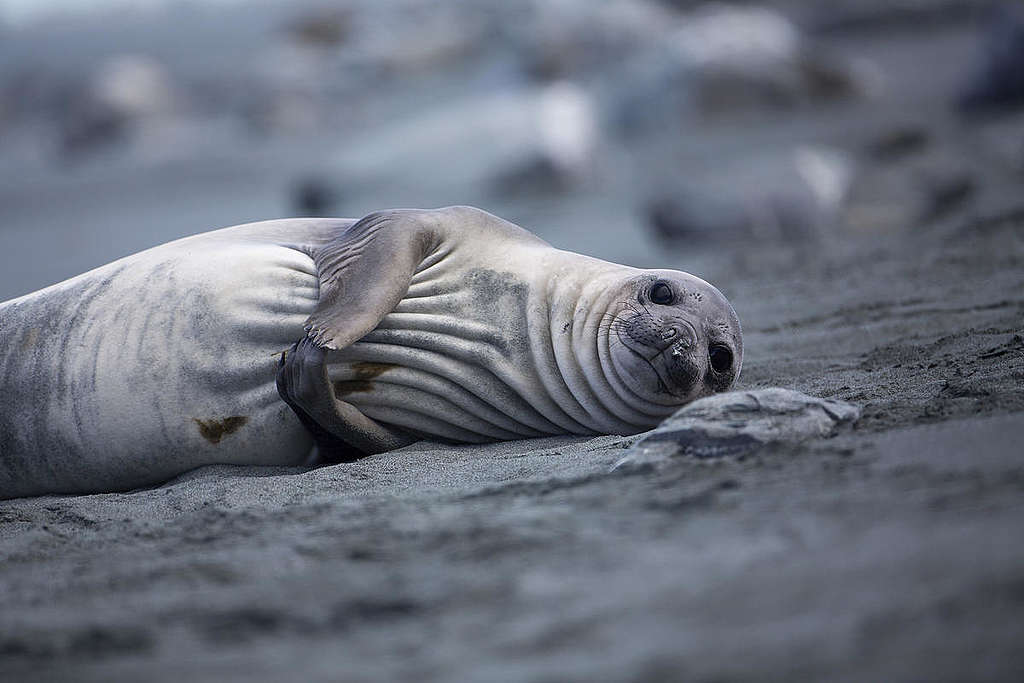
[607,270,742,405]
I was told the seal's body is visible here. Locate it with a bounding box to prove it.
[0,221,335,497]
[1,207,742,498]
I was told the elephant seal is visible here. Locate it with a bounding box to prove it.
[0,206,742,498]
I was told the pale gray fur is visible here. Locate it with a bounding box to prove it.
[0,207,741,498]
[289,206,742,451]
[0,219,347,498]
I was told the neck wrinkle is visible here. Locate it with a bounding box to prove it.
[542,270,649,434]
[574,283,678,430]
[523,269,599,435]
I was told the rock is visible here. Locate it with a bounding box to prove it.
[59,103,126,159]
[291,176,338,216]
[645,190,752,244]
[958,4,1024,113]
[515,0,677,80]
[346,2,489,76]
[917,170,975,223]
[610,4,875,132]
[324,82,601,206]
[613,388,860,471]
[488,81,599,197]
[90,55,179,121]
[804,0,980,35]
[286,8,352,48]
[488,154,574,198]
[865,125,931,162]
[644,145,854,244]
[60,55,183,159]
[842,150,977,232]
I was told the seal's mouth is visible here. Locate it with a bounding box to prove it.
[618,332,693,399]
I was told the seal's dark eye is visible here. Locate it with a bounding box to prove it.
[648,282,674,305]
[709,344,733,373]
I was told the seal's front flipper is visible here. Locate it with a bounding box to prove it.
[287,209,452,458]
[305,209,445,350]
[277,337,415,461]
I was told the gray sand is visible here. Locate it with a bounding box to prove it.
[2,222,1022,682]
[2,1,1024,680]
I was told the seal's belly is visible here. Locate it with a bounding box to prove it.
[0,241,317,497]
[326,269,588,443]
[328,326,553,443]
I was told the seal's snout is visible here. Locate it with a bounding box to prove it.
[664,320,697,351]
[624,314,699,356]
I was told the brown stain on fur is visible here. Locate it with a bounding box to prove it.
[333,361,397,396]
[193,416,249,444]
[20,327,39,351]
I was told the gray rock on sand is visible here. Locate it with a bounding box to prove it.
[614,388,860,471]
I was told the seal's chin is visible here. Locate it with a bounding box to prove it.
[647,346,704,400]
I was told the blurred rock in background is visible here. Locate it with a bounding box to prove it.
[0,0,1021,299]
[957,3,1024,112]
[644,145,854,244]
[609,3,875,134]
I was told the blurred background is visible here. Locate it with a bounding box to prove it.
[1,0,1022,301]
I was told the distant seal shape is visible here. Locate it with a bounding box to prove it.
[0,206,742,498]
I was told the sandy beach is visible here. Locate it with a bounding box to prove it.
[1,0,1023,680]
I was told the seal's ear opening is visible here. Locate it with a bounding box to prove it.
[305,209,440,350]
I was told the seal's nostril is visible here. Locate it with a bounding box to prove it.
[709,344,733,373]
[661,328,677,340]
